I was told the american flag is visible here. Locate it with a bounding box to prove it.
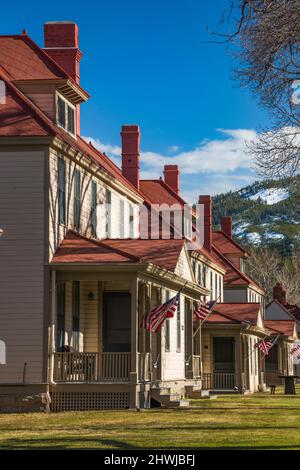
[194,300,217,322]
[143,292,180,333]
[290,344,300,358]
[254,337,275,356]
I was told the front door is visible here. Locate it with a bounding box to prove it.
[103,292,131,352]
[213,337,235,373]
[213,337,235,389]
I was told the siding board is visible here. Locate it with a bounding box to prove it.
[0,151,45,384]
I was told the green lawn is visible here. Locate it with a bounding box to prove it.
[1,389,300,450]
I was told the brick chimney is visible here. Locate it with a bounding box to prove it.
[121,125,140,190]
[221,216,232,238]
[273,282,287,305]
[164,165,180,194]
[44,22,82,83]
[199,195,212,252]
[43,22,82,133]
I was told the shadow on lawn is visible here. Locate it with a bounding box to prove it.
[1,437,300,450]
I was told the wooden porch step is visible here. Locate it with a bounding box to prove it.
[150,389,189,409]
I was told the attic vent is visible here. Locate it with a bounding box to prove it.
[51,392,129,412]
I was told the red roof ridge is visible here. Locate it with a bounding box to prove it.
[64,230,141,262]
[214,229,249,256]
[78,137,142,197]
[140,178,189,207]
[212,245,265,293]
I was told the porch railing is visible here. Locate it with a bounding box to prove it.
[138,353,151,382]
[202,372,236,390]
[53,352,131,383]
[193,355,201,378]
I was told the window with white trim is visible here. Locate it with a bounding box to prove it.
[56,93,76,136]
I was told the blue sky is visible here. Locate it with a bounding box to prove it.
[1,0,270,202]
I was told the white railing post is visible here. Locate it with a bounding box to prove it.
[49,270,56,384]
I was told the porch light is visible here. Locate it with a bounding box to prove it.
[0,229,3,238]
[88,292,94,301]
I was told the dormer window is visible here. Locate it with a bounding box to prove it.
[56,93,76,136]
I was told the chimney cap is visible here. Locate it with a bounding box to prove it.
[198,195,211,203]
[164,164,178,171]
[121,125,140,132]
[45,20,76,24]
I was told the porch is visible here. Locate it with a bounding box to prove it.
[200,327,265,393]
[49,267,205,393]
[53,351,152,383]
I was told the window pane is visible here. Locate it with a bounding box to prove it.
[129,205,134,239]
[57,97,66,128]
[73,169,81,231]
[58,157,66,225]
[120,199,125,238]
[72,281,80,351]
[105,189,112,237]
[56,283,65,351]
[91,181,97,237]
[67,105,75,134]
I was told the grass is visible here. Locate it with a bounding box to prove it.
[1,388,300,450]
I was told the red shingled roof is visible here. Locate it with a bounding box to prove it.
[264,320,297,337]
[0,35,67,80]
[140,179,187,207]
[140,179,224,270]
[213,231,247,256]
[0,81,50,136]
[0,34,89,100]
[205,302,261,325]
[51,230,186,272]
[284,304,300,322]
[212,245,265,293]
[0,69,141,197]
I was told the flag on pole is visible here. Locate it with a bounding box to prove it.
[194,299,217,322]
[254,336,277,356]
[290,344,300,358]
[143,292,180,333]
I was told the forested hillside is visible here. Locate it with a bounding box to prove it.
[212,176,300,256]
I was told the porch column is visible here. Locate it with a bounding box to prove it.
[156,287,163,381]
[130,278,139,385]
[49,270,56,384]
[185,298,194,379]
[145,283,153,381]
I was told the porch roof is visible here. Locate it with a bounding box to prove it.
[205,302,261,325]
[264,320,297,338]
[51,230,185,272]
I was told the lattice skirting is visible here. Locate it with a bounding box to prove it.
[51,392,130,412]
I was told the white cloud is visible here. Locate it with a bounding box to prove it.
[139,129,257,175]
[85,137,122,158]
[168,145,180,153]
[182,174,257,204]
[83,129,258,200]
[84,129,257,175]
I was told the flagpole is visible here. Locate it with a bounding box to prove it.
[193,295,221,378]
[193,295,221,338]
[199,314,203,378]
